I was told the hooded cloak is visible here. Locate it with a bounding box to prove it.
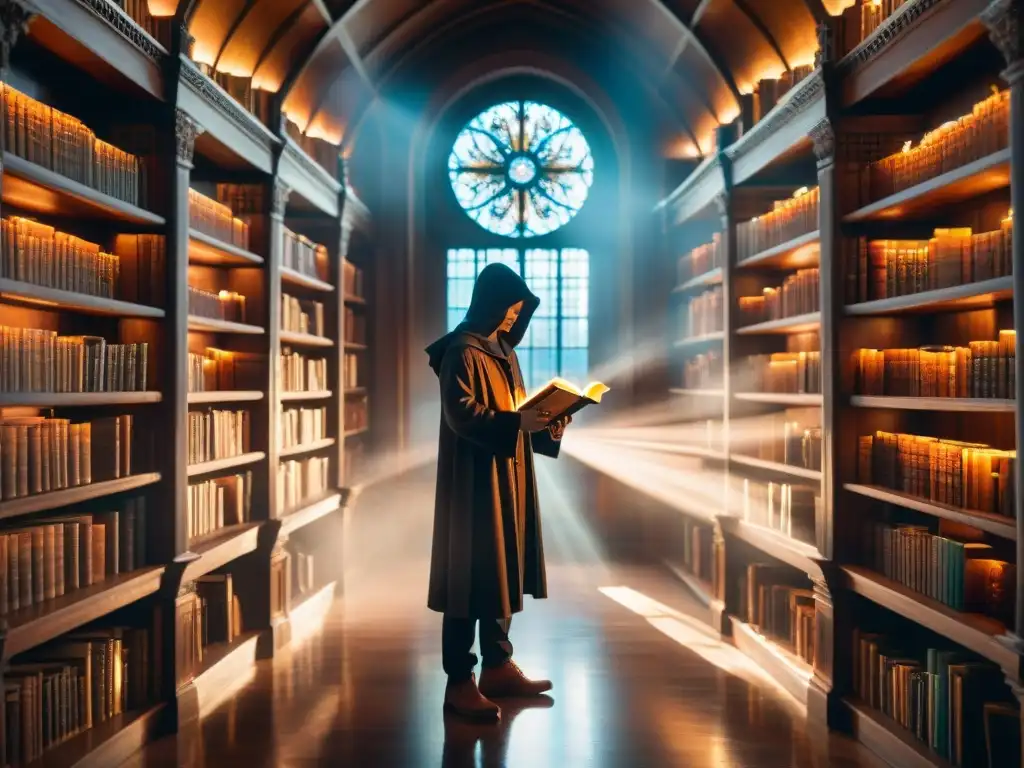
[425,263,560,619]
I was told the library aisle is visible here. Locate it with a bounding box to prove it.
[119,469,885,768]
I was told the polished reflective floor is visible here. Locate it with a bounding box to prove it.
[123,463,887,768]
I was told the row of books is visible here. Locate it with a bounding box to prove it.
[865,89,1010,204]
[345,400,368,432]
[344,353,360,390]
[857,431,1016,519]
[280,407,327,450]
[282,227,329,283]
[854,337,1016,399]
[187,409,251,466]
[188,189,250,250]
[195,573,244,648]
[738,268,820,327]
[278,456,329,515]
[740,564,814,667]
[187,286,247,324]
[0,328,148,394]
[282,295,325,337]
[343,260,364,298]
[735,187,819,261]
[683,287,723,338]
[188,347,261,394]
[5,624,155,764]
[744,352,821,395]
[835,0,908,55]
[678,517,714,586]
[187,471,252,543]
[677,234,722,285]
[344,307,366,344]
[733,413,822,471]
[743,67,814,134]
[842,220,1013,305]
[0,217,120,299]
[2,84,144,207]
[682,351,721,391]
[0,497,147,615]
[191,64,275,126]
[864,519,1013,621]
[852,629,1019,767]
[279,350,328,393]
[0,415,135,501]
[740,478,818,546]
[284,119,341,182]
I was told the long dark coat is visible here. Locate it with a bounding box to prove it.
[425,264,560,619]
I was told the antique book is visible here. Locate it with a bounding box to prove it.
[518,378,609,421]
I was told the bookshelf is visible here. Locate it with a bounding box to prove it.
[0,6,372,764]
[653,2,1024,766]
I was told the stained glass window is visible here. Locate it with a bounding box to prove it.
[446,248,589,391]
[448,101,594,238]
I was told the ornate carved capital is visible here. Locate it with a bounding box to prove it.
[0,0,34,71]
[983,0,1024,82]
[810,118,836,169]
[272,179,291,217]
[175,109,202,166]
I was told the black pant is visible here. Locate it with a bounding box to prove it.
[442,616,513,682]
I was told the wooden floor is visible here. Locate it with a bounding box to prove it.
[121,463,888,768]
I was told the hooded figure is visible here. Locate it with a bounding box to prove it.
[425,263,568,721]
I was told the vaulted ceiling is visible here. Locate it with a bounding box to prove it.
[184,0,842,156]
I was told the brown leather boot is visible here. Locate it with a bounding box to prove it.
[444,674,501,720]
[478,660,552,698]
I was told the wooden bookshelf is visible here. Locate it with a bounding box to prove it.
[672,331,725,348]
[0,7,373,764]
[673,267,723,292]
[654,4,1024,762]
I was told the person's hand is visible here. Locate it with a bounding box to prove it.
[519,408,552,433]
[547,414,572,441]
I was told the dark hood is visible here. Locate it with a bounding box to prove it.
[426,263,540,375]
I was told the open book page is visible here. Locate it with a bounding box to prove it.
[518,378,609,420]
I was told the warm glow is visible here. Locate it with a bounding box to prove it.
[902,140,913,153]
[719,107,740,125]
[303,123,343,146]
[792,186,809,198]
[146,0,175,15]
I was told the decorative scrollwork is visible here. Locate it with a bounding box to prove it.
[982,0,1024,83]
[837,0,944,73]
[810,118,836,168]
[179,60,275,152]
[175,109,201,166]
[726,72,826,166]
[0,0,33,70]
[76,0,162,60]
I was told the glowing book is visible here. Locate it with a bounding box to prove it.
[518,378,609,422]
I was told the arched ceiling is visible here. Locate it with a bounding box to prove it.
[184,0,835,156]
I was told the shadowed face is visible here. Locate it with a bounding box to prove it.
[498,300,525,333]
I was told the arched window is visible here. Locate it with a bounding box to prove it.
[446,100,593,391]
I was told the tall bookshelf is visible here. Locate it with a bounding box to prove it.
[0,4,370,765]
[655,1,1024,766]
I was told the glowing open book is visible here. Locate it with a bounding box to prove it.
[518,378,610,422]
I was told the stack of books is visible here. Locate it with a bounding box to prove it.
[280,407,327,450]
[744,352,821,394]
[0,415,136,499]
[187,287,246,323]
[738,269,820,326]
[0,84,144,206]
[736,187,819,259]
[186,471,252,543]
[0,495,147,613]
[343,353,359,390]
[278,456,329,513]
[195,573,243,648]
[855,335,1017,399]
[186,409,250,464]
[188,189,250,250]
[866,89,1010,203]
[852,629,1020,767]
[0,218,120,298]
[281,295,325,336]
[677,234,722,284]
[187,348,263,393]
[842,218,1014,304]
[0,328,148,394]
[857,431,1016,519]
[741,478,818,544]
[684,287,723,337]
[282,227,329,280]
[740,563,815,665]
[279,349,327,393]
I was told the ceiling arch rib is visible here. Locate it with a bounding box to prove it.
[650,0,742,104]
[731,0,791,71]
[212,0,259,71]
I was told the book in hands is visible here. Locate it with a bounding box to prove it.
[518,378,609,423]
